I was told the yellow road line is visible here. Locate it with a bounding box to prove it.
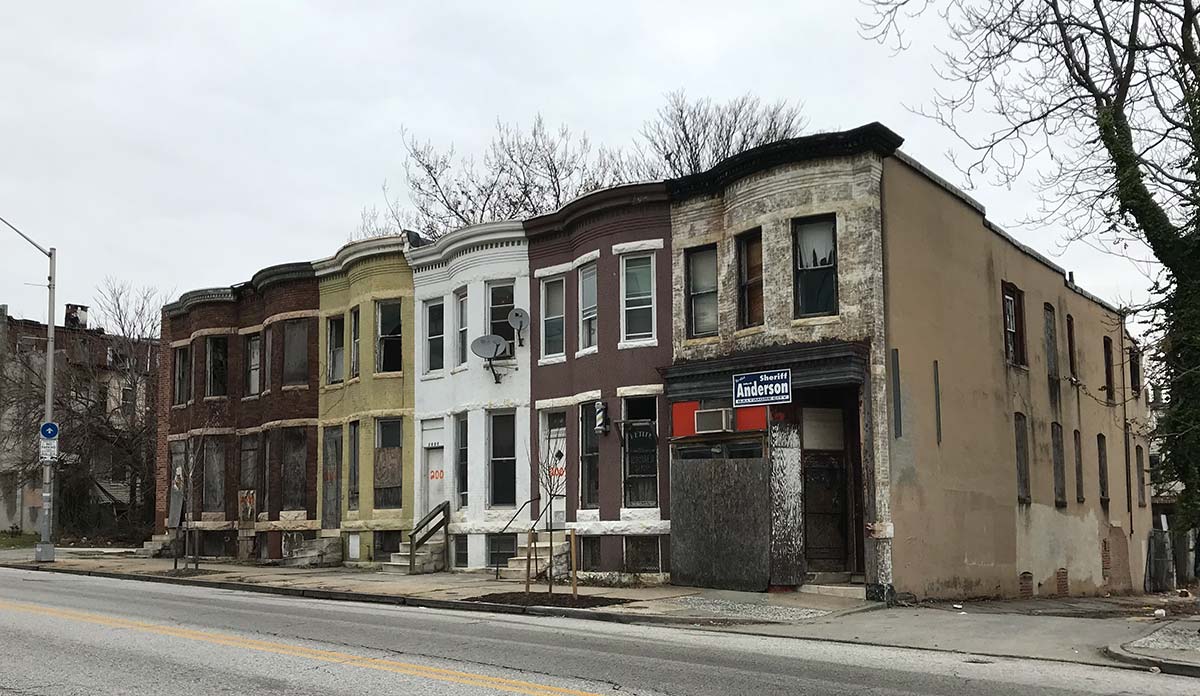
[0,599,602,696]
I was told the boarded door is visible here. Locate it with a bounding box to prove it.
[803,450,847,571]
[322,427,342,529]
[425,447,445,513]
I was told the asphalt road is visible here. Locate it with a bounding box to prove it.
[0,567,1191,695]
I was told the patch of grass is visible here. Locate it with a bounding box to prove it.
[0,533,39,550]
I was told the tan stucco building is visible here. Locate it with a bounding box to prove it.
[663,124,1152,600]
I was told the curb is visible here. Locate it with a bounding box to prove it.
[0,562,763,628]
[1104,629,1200,679]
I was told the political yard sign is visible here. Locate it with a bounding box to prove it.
[732,369,792,407]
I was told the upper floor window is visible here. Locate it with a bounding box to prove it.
[489,282,515,357]
[244,334,262,396]
[793,217,838,317]
[1097,433,1110,503]
[579,264,598,350]
[737,229,764,329]
[1001,282,1027,366]
[1044,303,1059,406]
[1102,336,1115,403]
[349,307,360,378]
[685,245,718,338]
[1129,347,1142,397]
[376,300,403,373]
[264,326,273,390]
[327,315,345,384]
[172,345,191,404]
[1136,445,1147,507]
[206,336,228,397]
[425,300,444,372]
[455,290,468,366]
[541,277,565,358]
[1014,411,1030,504]
[282,319,308,385]
[621,254,654,343]
[1065,314,1077,379]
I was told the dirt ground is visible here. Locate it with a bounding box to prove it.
[465,591,633,609]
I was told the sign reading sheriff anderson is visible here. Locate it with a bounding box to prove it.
[732,369,792,407]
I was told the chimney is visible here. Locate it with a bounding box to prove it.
[65,303,88,329]
[1068,271,1075,286]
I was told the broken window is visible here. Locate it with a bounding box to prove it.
[1097,433,1110,504]
[456,413,469,509]
[374,418,403,509]
[1103,336,1115,403]
[581,404,600,509]
[489,282,516,356]
[244,334,261,396]
[542,277,565,357]
[376,301,403,373]
[686,245,718,338]
[282,319,308,386]
[487,533,517,567]
[206,337,228,397]
[203,438,225,512]
[622,254,654,342]
[624,536,661,573]
[1136,445,1146,507]
[1014,412,1030,504]
[737,228,764,329]
[426,300,444,372]
[579,264,598,350]
[489,411,516,506]
[173,345,191,405]
[347,420,360,510]
[623,397,657,508]
[282,427,307,511]
[1001,282,1027,366]
[327,315,345,384]
[793,217,838,317]
[349,306,360,378]
[1051,422,1066,508]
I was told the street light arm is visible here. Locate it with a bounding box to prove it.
[0,214,51,256]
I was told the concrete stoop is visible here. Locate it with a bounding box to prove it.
[135,533,174,558]
[381,533,448,575]
[497,532,569,582]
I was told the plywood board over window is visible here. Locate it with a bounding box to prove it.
[282,427,307,511]
[283,320,308,386]
[374,418,403,508]
[203,439,225,512]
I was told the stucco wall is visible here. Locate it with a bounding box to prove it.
[882,155,1153,599]
[315,238,416,562]
[409,221,532,569]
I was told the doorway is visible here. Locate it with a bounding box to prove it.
[425,446,445,513]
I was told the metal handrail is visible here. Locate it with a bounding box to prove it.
[408,500,450,574]
[491,496,540,579]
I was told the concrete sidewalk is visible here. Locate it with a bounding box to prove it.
[3,547,1195,676]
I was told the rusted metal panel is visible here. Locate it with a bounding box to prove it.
[670,455,770,591]
[769,419,805,585]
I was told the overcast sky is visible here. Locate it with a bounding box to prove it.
[0,2,1154,327]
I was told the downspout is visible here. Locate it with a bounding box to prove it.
[1120,320,1133,535]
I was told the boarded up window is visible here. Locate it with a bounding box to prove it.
[374,418,403,508]
[206,336,228,397]
[581,536,602,571]
[1066,314,1077,379]
[282,320,308,386]
[1103,336,1115,403]
[1097,433,1110,503]
[624,536,661,573]
[489,411,516,506]
[1051,422,1066,507]
[282,427,307,510]
[202,439,225,512]
[239,435,260,492]
[623,397,657,508]
[1136,445,1146,507]
[348,421,360,510]
[1014,412,1030,504]
[1074,429,1084,503]
[1044,304,1059,408]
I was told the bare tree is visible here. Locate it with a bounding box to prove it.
[860,0,1199,526]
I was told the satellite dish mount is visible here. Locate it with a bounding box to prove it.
[471,334,509,384]
[508,308,530,347]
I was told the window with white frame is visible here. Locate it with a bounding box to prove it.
[455,289,468,366]
[376,300,403,373]
[488,282,515,357]
[327,315,345,384]
[622,396,657,507]
[455,413,468,508]
[541,277,565,357]
[489,411,516,506]
[425,299,444,372]
[579,263,598,350]
[621,254,654,342]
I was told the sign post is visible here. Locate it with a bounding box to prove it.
[37,421,59,562]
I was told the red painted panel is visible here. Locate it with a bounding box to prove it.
[735,406,768,432]
[672,401,700,438]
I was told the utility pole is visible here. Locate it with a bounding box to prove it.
[1,214,57,562]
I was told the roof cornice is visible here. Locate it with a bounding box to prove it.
[523,182,670,238]
[407,220,525,266]
[312,235,411,278]
[666,122,904,200]
[250,261,315,291]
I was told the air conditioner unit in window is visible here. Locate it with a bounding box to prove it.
[694,408,734,434]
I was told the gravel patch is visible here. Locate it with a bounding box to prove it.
[1130,621,1200,652]
[666,596,831,622]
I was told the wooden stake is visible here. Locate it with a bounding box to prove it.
[570,528,578,598]
[523,529,534,595]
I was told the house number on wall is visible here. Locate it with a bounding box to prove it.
[428,470,444,480]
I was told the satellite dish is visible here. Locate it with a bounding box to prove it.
[507,308,530,347]
[470,334,508,384]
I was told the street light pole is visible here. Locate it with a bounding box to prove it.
[1,214,57,562]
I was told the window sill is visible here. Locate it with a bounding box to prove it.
[321,382,345,393]
[374,371,405,380]
[450,364,468,375]
[203,395,228,402]
[347,376,361,385]
[574,346,598,359]
[1006,362,1030,373]
[618,338,657,350]
[171,403,188,411]
[683,335,720,346]
[538,354,566,366]
[734,325,766,338]
[420,371,445,382]
[791,314,840,327]
[240,394,260,402]
[261,389,271,396]
[281,384,310,391]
